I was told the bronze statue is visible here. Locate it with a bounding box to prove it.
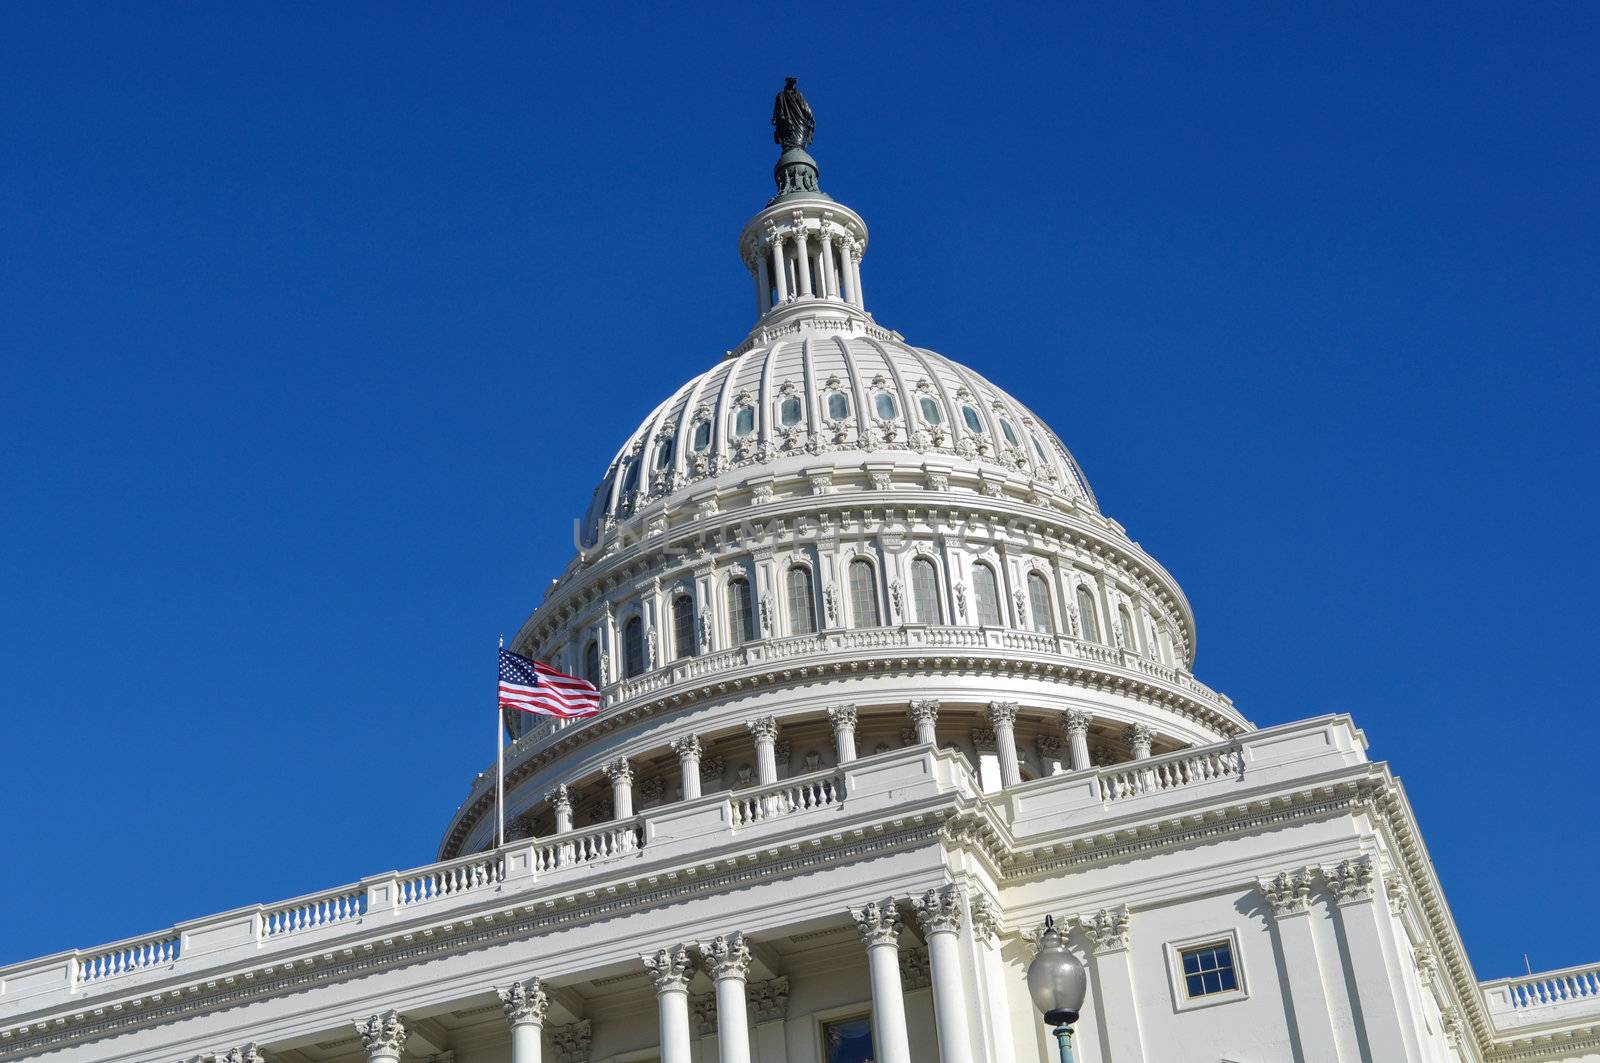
[772,77,815,150]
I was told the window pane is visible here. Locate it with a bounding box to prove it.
[1181,943,1238,998]
[584,642,601,687]
[1186,973,1206,997]
[911,558,942,624]
[780,396,803,426]
[673,596,695,660]
[1032,436,1049,462]
[849,560,881,627]
[1183,952,1201,975]
[920,397,942,424]
[728,578,755,646]
[827,392,849,419]
[1076,586,1100,642]
[973,564,1003,626]
[1220,967,1238,991]
[1027,573,1053,633]
[1000,419,1019,446]
[822,1016,874,1063]
[962,405,983,433]
[624,618,645,677]
[734,406,755,437]
[874,392,897,420]
[692,420,711,451]
[786,566,816,634]
[655,440,673,469]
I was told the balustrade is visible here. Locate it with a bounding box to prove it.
[77,932,181,984]
[398,852,505,906]
[263,886,367,938]
[531,821,642,872]
[1504,963,1600,1010]
[1098,745,1243,801]
[728,772,843,828]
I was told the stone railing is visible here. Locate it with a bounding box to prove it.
[530,819,643,872]
[728,771,844,828]
[262,884,367,939]
[1098,745,1245,802]
[397,850,505,907]
[76,932,181,986]
[1483,961,1600,1028]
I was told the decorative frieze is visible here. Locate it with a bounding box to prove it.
[898,945,931,990]
[691,991,718,1036]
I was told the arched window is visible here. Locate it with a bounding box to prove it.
[1117,604,1137,650]
[733,406,755,438]
[727,576,756,646]
[1076,585,1100,643]
[911,557,942,624]
[919,397,943,424]
[961,406,984,434]
[623,616,646,678]
[973,562,1003,626]
[786,565,817,635]
[672,594,696,660]
[622,454,642,496]
[1000,419,1020,447]
[583,640,602,687]
[826,392,850,420]
[1027,571,1054,633]
[692,420,712,452]
[874,392,898,420]
[779,395,803,427]
[848,559,881,627]
[655,439,674,469]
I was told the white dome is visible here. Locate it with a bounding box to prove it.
[579,333,1097,548]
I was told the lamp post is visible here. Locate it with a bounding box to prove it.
[1026,916,1088,1063]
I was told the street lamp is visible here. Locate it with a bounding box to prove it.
[1026,915,1088,1063]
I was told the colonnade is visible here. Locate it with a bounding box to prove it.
[754,220,864,316]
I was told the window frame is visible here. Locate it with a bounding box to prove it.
[909,555,944,625]
[1075,584,1101,643]
[972,561,1004,627]
[919,396,943,424]
[1164,930,1248,1012]
[874,391,898,420]
[732,405,756,438]
[622,615,646,678]
[583,640,602,687]
[811,1003,876,1063]
[727,574,756,647]
[785,563,818,635]
[826,391,850,421]
[671,593,696,660]
[1026,570,1054,633]
[847,557,882,628]
[961,404,984,434]
[779,394,804,427]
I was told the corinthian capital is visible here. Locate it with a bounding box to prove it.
[1324,855,1378,903]
[699,932,754,980]
[747,715,779,743]
[219,1047,266,1063]
[1062,709,1090,737]
[1077,906,1131,953]
[913,885,965,935]
[986,701,1020,728]
[849,898,903,947]
[353,1010,408,1056]
[546,783,572,812]
[602,757,634,784]
[498,977,549,1027]
[643,944,696,992]
[826,703,858,730]
[1124,723,1155,750]
[908,699,941,725]
[671,735,703,760]
[1258,868,1315,918]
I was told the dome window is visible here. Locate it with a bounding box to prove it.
[1027,571,1054,633]
[1117,604,1138,651]
[779,395,803,427]
[973,562,1004,626]
[786,565,818,635]
[672,594,696,660]
[655,440,674,469]
[910,557,943,624]
[874,392,898,420]
[583,640,602,687]
[961,405,984,434]
[919,397,943,424]
[826,392,850,420]
[623,617,646,678]
[848,558,881,627]
[622,455,643,496]
[1000,419,1020,447]
[733,405,756,438]
[1076,585,1100,643]
[1031,436,1050,464]
[727,576,756,646]
[692,420,712,452]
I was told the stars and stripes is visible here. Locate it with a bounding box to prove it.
[498,648,602,719]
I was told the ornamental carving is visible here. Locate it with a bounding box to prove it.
[498,978,549,1026]
[898,945,931,990]
[970,893,1003,945]
[1035,734,1063,761]
[827,703,859,731]
[691,992,718,1036]
[748,976,790,1023]
[953,581,967,620]
[602,758,633,785]
[699,754,725,782]
[986,700,1019,728]
[1124,723,1154,753]
[670,735,702,761]
[1325,855,1377,903]
[699,932,753,979]
[971,726,997,753]
[219,1047,266,1063]
[849,898,903,947]
[1078,906,1131,953]
[354,1010,408,1055]
[1062,709,1090,737]
[638,775,664,804]
[550,1019,591,1063]
[824,583,839,621]
[909,698,941,726]
[643,945,696,991]
[1258,868,1315,918]
[913,885,964,935]
[747,716,779,742]
[547,783,572,812]
[889,580,904,618]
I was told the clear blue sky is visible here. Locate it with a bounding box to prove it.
[3,4,1596,977]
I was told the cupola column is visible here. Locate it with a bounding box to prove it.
[700,933,755,1063]
[1063,710,1092,771]
[548,785,574,833]
[755,253,772,317]
[837,237,858,304]
[355,1011,408,1063]
[914,887,976,1063]
[847,240,865,308]
[909,699,940,745]
[770,238,789,304]
[818,228,838,297]
[644,946,696,1063]
[793,226,813,297]
[498,978,549,1063]
[672,736,704,800]
[826,703,858,764]
[986,701,1022,787]
[849,901,913,1063]
[604,758,634,819]
[748,716,780,785]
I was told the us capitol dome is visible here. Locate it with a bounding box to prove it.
[4,82,1595,1063]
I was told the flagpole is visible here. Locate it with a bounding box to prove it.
[496,634,506,850]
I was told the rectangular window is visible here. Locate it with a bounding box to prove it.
[1180,942,1239,999]
[821,1015,874,1063]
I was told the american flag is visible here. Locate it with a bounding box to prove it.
[498,648,602,718]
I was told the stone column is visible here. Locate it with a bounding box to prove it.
[672,736,704,800]
[354,1011,408,1063]
[747,716,779,784]
[699,933,754,1063]
[849,900,913,1063]
[645,945,697,1063]
[748,978,790,1063]
[605,758,634,819]
[914,887,975,1063]
[549,784,573,833]
[1327,857,1422,1061]
[498,978,549,1063]
[1080,907,1146,1062]
[755,253,771,317]
[837,237,858,304]
[848,241,865,307]
[986,701,1021,788]
[909,699,940,745]
[1062,710,1092,771]
[818,231,838,297]
[1126,723,1154,760]
[1258,871,1346,1063]
[827,704,858,764]
[968,896,1019,1063]
[793,226,813,297]
[770,238,789,303]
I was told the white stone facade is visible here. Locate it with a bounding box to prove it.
[3,97,1596,1063]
